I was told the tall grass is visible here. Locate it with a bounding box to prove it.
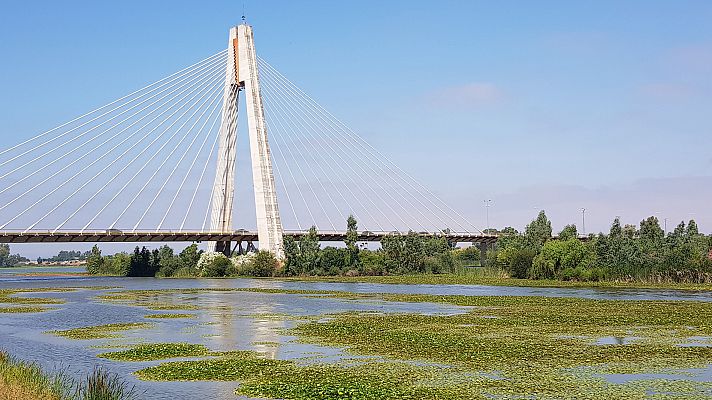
[76,367,138,400]
[0,351,138,400]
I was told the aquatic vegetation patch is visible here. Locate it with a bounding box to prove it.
[143,313,195,319]
[49,322,152,340]
[286,295,712,398]
[0,306,49,313]
[133,352,703,399]
[119,290,712,398]
[0,288,73,306]
[98,343,211,361]
[144,303,200,311]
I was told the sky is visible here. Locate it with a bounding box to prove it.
[0,1,710,256]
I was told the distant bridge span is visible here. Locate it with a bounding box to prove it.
[0,230,499,245]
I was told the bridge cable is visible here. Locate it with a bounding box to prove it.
[37,67,226,232]
[259,60,448,233]
[180,109,222,232]
[258,57,482,234]
[0,50,227,168]
[0,55,226,200]
[259,88,336,231]
[0,59,226,230]
[153,89,224,231]
[65,66,226,232]
[259,67,425,232]
[259,76,395,232]
[105,76,226,231]
[260,85,355,232]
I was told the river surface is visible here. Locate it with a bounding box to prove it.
[1,273,711,399]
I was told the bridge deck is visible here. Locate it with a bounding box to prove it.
[0,231,498,244]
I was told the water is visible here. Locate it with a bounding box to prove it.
[1,274,711,399]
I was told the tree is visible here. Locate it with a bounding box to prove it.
[86,245,104,275]
[298,226,321,274]
[320,247,348,275]
[639,216,664,243]
[381,234,404,273]
[558,224,578,241]
[242,251,278,277]
[609,217,623,239]
[687,220,699,236]
[525,211,552,249]
[156,245,178,277]
[201,253,231,277]
[0,244,10,267]
[282,236,300,276]
[178,244,202,273]
[403,232,425,273]
[345,215,360,269]
[128,246,156,277]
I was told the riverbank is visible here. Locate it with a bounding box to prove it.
[274,273,712,291]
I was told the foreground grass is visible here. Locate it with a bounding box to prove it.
[0,351,69,400]
[0,350,138,400]
[48,323,152,340]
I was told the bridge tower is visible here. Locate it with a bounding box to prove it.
[208,24,284,258]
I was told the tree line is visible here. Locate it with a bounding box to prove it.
[491,211,712,283]
[85,215,479,278]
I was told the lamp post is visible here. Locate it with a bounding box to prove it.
[580,208,586,236]
[484,200,492,234]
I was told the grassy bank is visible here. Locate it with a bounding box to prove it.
[0,350,137,400]
[275,272,712,290]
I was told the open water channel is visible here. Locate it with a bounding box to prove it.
[1,269,711,399]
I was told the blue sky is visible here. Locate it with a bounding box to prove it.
[0,1,711,255]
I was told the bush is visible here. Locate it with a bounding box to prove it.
[505,248,536,279]
[200,253,231,277]
[238,251,278,277]
[359,250,385,275]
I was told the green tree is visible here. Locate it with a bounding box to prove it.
[298,226,321,274]
[639,216,664,243]
[282,236,300,276]
[525,211,552,250]
[202,254,231,277]
[381,234,404,273]
[345,215,360,269]
[241,251,278,277]
[85,245,104,275]
[0,244,10,267]
[687,220,699,236]
[558,224,578,241]
[178,244,202,273]
[320,247,348,275]
[157,245,178,277]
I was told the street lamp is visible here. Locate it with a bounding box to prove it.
[483,200,492,233]
[580,208,586,236]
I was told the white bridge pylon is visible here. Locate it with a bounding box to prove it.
[209,24,284,258]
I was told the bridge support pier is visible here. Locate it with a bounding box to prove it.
[479,242,488,267]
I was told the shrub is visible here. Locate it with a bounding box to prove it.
[239,251,278,277]
[199,253,231,277]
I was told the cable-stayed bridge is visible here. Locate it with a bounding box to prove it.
[0,24,494,257]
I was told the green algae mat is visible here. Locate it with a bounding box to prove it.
[117,289,712,399]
